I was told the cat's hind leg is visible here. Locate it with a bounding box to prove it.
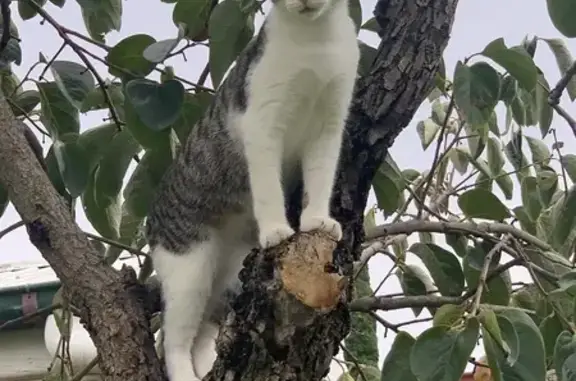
[153,240,220,381]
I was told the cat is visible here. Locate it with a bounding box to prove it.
[145,0,359,378]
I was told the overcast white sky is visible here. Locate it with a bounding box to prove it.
[1,0,576,370]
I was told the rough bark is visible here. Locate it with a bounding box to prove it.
[206,1,459,381]
[0,94,166,381]
[0,0,457,380]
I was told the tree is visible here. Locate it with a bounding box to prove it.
[2,0,576,381]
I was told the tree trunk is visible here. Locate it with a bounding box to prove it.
[0,1,457,380]
[207,1,459,380]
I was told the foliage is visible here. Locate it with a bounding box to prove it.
[1,0,576,381]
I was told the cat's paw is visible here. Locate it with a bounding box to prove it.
[259,223,295,248]
[299,215,342,241]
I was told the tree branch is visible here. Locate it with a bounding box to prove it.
[366,220,553,252]
[0,91,165,381]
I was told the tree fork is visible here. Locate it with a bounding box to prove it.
[206,1,459,380]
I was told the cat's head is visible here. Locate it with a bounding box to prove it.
[272,0,343,20]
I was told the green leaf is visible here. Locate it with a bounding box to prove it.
[358,41,377,76]
[468,121,490,159]
[448,147,469,175]
[410,318,479,381]
[53,133,90,198]
[124,79,185,131]
[106,34,157,78]
[208,0,254,87]
[497,309,546,381]
[397,265,434,317]
[453,61,500,126]
[50,61,96,109]
[561,154,576,183]
[81,82,126,122]
[380,332,418,381]
[361,17,379,34]
[546,0,576,38]
[408,243,465,297]
[372,163,403,218]
[542,39,576,101]
[463,255,511,306]
[551,186,576,252]
[103,205,145,264]
[77,0,122,42]
[18,0,46,20]
[482,38,538,91]
[173,0,213,40]
[458,188,511,221]
[535,74,554,137]
[93,130,141,216]
[0,39,22,67]
[486,137,504,174]
[495,169,514,201]
[124,95,170,149]
[433,304,465,327]
[124,144,176,218]
[38,81,80,139]
[142,38,180,63]
[526,136,551,167]
[344,265,378,371]
[554,331,576,381]
[505,131,531,181]
[77,123,119,172]
[521,176,543,221]
[45,146,73,202]
[172,91,213,142]
[49,0,66,7]
[540,313,565,361]
[10,90,41,116]
[416,119,440,150]
[537,169,559,207]
[445,233,468,257]
[82,168,121,239]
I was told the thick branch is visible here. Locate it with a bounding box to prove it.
[207,2,459,380]
[366,220,553,252]
[0,93,165,381]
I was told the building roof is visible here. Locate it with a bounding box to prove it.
[0,255,144,328]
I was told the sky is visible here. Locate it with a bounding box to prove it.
[1,0,576,373]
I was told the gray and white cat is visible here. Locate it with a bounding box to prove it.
[145,0,359,378]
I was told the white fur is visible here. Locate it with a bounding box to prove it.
[155,1,359,380]
[240,0,359,249]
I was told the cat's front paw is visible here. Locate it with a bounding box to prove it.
[259,223,295,249]
[300,215,342,241]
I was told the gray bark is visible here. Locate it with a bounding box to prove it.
[0,0,458,380]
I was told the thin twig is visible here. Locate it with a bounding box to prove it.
[27,0,124,130]
[366,220,553,252]
[339,344,369,381]
[70,356,100,381]
[84,232,149,258]
[197,63,210,88]
[551,128,570,193]
[0,220,25,239]
[418,95,455,218]
[549,60,576,105]
[470,235,509,315]
[39,42,66,80]
[349,258,520,312]
[0,303,61,331]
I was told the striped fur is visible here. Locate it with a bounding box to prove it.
[145,0,359,379]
